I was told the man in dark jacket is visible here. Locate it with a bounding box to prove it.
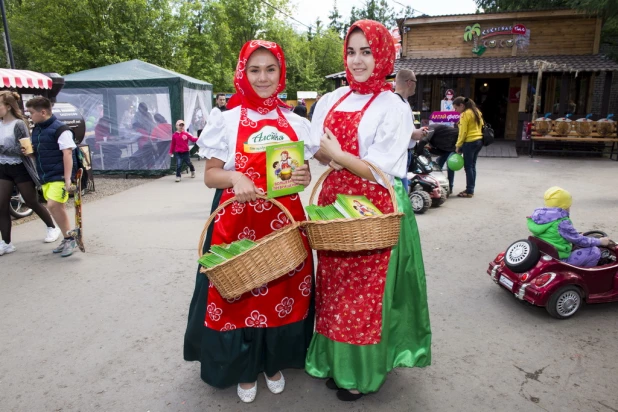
[292,99,307,118]
[424,123,458,194]
[26,97,78,257]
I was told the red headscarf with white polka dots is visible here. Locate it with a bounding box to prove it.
[227,40,289,113]
[344,20,395,95]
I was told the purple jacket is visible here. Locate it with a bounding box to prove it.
[529,207,601,248]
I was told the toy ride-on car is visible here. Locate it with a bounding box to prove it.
[487,231,618,319]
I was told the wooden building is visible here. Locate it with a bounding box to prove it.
[326,9,618,144]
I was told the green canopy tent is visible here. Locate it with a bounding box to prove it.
[59,60,212,175]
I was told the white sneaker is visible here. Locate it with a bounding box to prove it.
[264,371,285,394]
[0,241,16,256]
[175,177,181,182]
[44,227,61,243]
[237,382,257,403]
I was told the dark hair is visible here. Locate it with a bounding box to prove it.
[453,96,482,126]
[0,91,28,123]
[25,96,52,112]
[138,102,148,112]
[154,113,167,124]
[216,93,226,99]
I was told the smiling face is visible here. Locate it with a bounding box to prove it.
[246,48,281,99]
[346,30,375,83]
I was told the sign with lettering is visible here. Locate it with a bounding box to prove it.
[430,111,460,123]
[244,126,291,153]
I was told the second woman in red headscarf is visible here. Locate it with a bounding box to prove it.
[305,20,432,401]
[184,40,316,404]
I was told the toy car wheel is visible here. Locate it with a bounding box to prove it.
[546,286,583,319]
[504,239,540,273]
[432,188,447,207]
[409,191,431,214]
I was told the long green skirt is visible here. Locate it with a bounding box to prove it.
[184,189,315,388]
[305,179,432,393]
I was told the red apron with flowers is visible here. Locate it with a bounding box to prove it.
[315,91,395,345]
[204,107,313,331]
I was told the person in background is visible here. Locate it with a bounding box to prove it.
[293,99,307,118]
[393,69,427,192]
[308,94,322,120]
[209,93,228,121]
[0,91,59,255]
[25,97,78,257]
[132,102,156,134]
[150,113,172,140]
[170,120,197,182]
[453,96,484,198]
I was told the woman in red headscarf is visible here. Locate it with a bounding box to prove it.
[304,20,432,401]
[183,40,315,403]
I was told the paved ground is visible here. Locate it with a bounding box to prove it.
[1,156,617,412]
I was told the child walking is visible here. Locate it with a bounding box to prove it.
[25,97,78,257]
[170,120,197,182]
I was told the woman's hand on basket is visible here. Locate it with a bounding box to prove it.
[291,164,311,187]
[320,128,343,162]
[329,160,344,171]
[232,172,263,203]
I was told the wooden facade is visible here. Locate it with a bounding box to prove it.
[403,11,600,59]
[396,10,615,142]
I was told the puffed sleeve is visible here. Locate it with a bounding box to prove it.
[294,116,314,159]
[363,102,413,187]
[307,93,334,157]
[197,111,229,162]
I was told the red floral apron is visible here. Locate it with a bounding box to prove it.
[204,107,313,331]
[315,91,395,345]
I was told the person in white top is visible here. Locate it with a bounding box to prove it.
[0,91,60,255]
[393,69,428,191]
[304,20,432,402]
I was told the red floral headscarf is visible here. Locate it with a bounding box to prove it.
[344,20,395,95]
[227,40,289,113]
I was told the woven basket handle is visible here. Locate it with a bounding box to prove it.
[308,160,397,208]
[198,194,296,257]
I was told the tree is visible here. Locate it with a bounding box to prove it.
[6,0,184,74]
[328,0,345,38]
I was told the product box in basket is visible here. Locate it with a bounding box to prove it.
[265,141,304,199]
[199,239,257,268]
[334,194,382,218]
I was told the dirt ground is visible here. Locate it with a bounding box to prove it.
[1,156,617,412]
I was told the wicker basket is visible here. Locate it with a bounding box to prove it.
[197,195,307,299]
[534,119,552,135]
[302,161,403,252]
[597,120,615,137]
[574,120,594,137]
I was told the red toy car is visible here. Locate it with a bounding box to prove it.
[487,231,618,319]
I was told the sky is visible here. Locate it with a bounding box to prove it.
[290,0,479,31]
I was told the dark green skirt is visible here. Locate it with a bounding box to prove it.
[183,189,315,388]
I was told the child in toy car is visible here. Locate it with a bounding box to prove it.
[527,186,611,267]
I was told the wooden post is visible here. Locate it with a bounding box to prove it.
[416,76,423,112]
[519,75,529,112]
[464,76,471,98]
[559,74,569,115]
[532,63,545,121]
[601,71,613,117]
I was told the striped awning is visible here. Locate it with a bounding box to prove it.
[0,69,53,89]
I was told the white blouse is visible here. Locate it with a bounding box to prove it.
[197,106,314,171]
[309,86,414,187]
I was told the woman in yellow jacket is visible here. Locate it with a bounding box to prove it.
[453,96,484,198]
